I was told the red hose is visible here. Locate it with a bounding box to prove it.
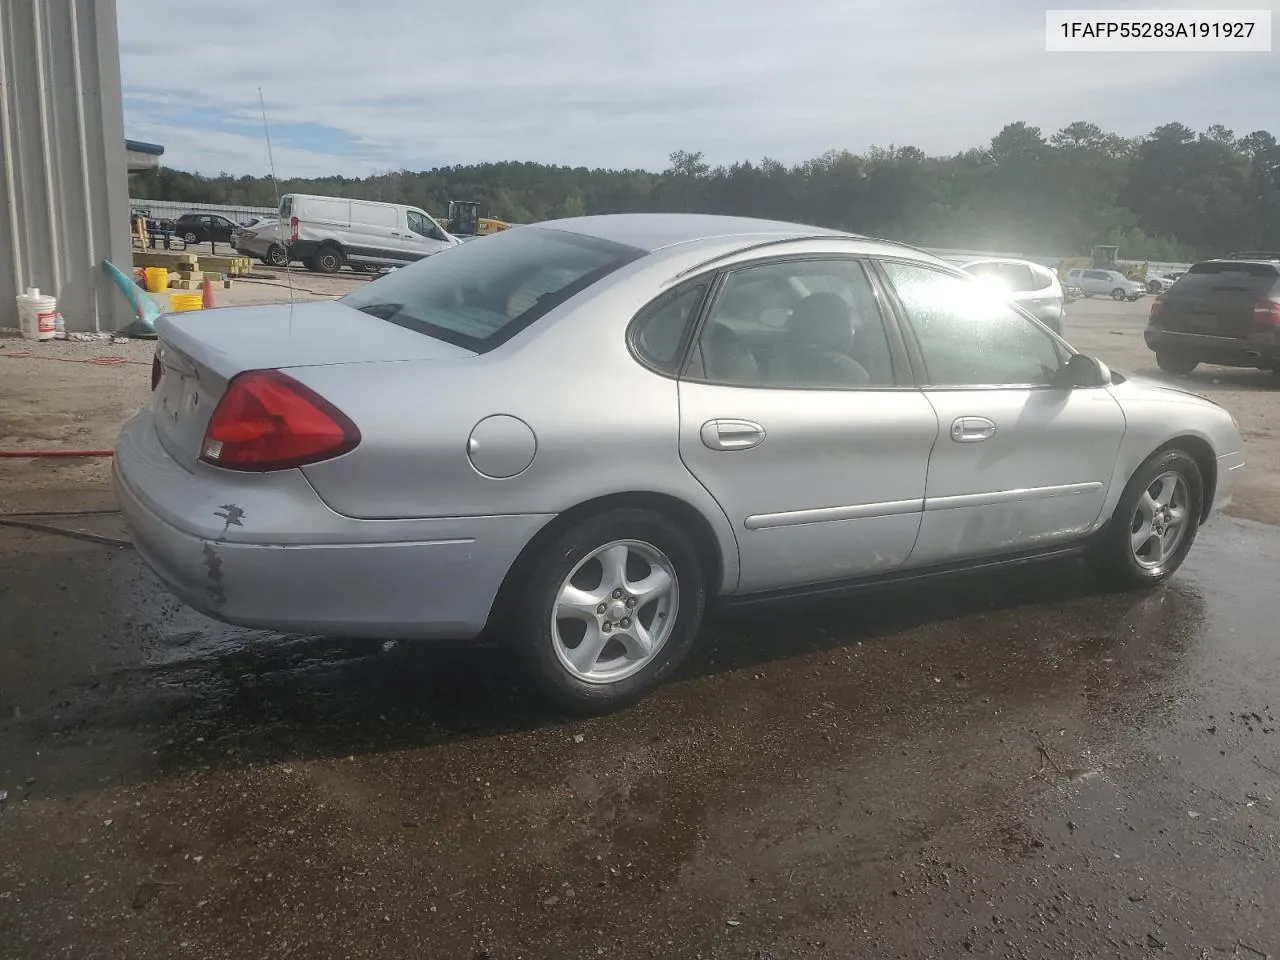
[0,449,114,458]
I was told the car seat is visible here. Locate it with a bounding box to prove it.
[772,292,870,386]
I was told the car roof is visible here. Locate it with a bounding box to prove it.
[958,257,1046,268]
[1194,257,1280,269]
[534,213,855,253]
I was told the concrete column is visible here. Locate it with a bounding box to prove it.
[0,0,131,334]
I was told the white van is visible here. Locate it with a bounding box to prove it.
[279,194,460,274]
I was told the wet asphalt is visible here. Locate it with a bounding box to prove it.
[2,513,1279,959]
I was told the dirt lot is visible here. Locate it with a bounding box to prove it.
[3,288,1280,959]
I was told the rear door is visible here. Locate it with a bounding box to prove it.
[675,256,938,594]
[875,259,1125,566]
[1157,261,1280,337]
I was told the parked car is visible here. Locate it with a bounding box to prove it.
[1065,268,1146,301]
[1145,273,1185,294]
[115,214,1244,713]
[232,218,291,268]
[1144,257,1280,375]
[957,257,1065,334]
[1063,282,1084,303]
[173,212,238,245]
[278,193,460,273]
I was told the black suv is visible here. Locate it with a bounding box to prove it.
[173,213,237,245]
[1144,256,1280,376]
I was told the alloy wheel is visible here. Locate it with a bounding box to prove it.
[551,539,679,684]
[1130,471,1190,569]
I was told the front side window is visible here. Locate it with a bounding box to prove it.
[406,210,436,238]
[341,227,644,352]
[879,261,1066,387]
[692,259,898,388]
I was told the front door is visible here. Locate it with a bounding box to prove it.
[402,209,453,262]
[675,257,939,594]
[876,260,1126,566]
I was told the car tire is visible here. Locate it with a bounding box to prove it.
[313,245,342,274]
[1147,280,1162,294]
[1111,288,1127,300]
[1087,448,1203,590]
[1156,352,1198,375]
[265,244,288,267]
[508,508,708,714]
[182,231,198,244]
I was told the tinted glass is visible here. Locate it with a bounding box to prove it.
[631,283,708,373]
[881,261,1065,387]
[695,259,897,388]
[341,227,644,352]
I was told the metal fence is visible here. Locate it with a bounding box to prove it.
[128,198,278,224]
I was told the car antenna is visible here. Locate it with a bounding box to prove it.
[259,88,295,312]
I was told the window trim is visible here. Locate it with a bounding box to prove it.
[624,279,712,377]
[869,257,1081,392]
[675,253,918,392]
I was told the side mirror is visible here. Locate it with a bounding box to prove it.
[1058,353,1111,388]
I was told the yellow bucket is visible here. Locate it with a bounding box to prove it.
[143,267,169,293]
[170,292,203,312]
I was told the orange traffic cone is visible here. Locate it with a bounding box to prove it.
[200,277,215,309]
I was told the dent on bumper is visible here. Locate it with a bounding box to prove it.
[113,412,552,639]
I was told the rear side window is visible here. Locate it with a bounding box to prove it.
[629,282,708,374]
[279,196,292,218]
[341,227,644,352]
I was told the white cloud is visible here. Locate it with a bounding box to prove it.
[117,0,1280,177]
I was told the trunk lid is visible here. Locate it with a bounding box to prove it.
[1158,262,1280,337]
[151,300,474,470]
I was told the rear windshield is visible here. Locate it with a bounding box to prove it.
[341,227,645,352]
[279,196,292,219]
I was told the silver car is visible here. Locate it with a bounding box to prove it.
[1066,267,1146,301]
[957,258,1066,335]
[114,214,1245,712]
[232,218,289,268]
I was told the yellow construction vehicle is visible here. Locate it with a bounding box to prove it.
[442,200,513,238]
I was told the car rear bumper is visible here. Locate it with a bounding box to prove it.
[112,410,552,639]
[1144,329,1280,368]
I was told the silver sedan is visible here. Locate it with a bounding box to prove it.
[114,214,1245,712]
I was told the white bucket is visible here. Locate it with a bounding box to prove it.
[17,287,57,341]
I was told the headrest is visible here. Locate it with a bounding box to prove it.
[787,292,852,353]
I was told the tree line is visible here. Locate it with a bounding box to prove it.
[130,121,1280,261]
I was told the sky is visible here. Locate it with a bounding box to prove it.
[117,0,1280,178]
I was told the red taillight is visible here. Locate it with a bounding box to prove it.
[290,216,299,241]
[199,370,360,471]
[151,354,162,390]
[1253,299,1280,327]
[1148,296,1164,321]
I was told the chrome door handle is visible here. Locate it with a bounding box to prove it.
[950,416,996,443]
[700,419,766,451]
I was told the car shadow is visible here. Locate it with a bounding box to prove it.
[2,543,1181,798]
